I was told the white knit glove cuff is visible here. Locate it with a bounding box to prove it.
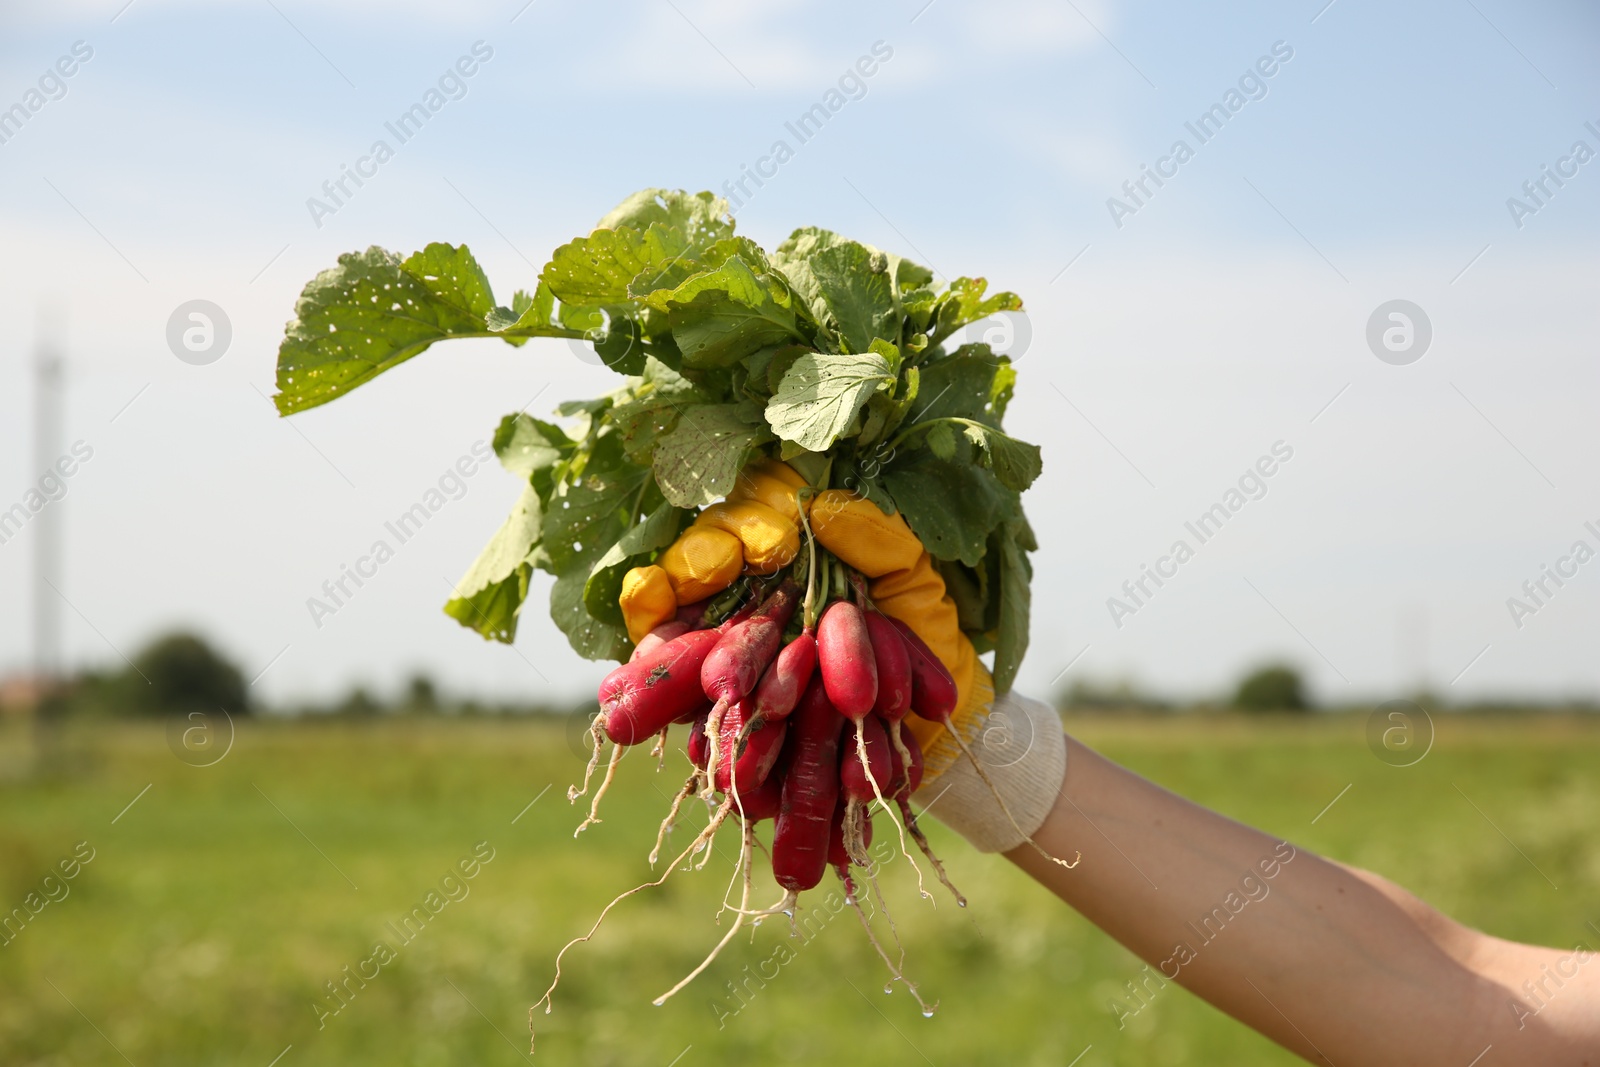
[909,690,1067,854]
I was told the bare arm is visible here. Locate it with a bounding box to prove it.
[1007,737,1600,1066]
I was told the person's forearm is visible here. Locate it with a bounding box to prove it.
[1005,737,1599,1065]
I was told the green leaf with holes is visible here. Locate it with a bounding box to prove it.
[273,244,579,415]
[765,350,893,451]
[652,402,774,508]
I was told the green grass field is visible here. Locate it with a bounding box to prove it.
[1,712,1595,1066]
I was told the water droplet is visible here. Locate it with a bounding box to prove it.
[543,1005,552,1015]
[883,983,894,995]
[844,894,856,906]
[957,899,968,908]
[921,1008,936,1019]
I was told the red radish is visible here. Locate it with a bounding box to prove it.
[889,618,958,722]
[838,715,891,865]
[827,798,849,871]
[701,583,798,788]
[686,714,710,769]
[713,701,788,795]
[735,772,783,822]
[671,702,708,726]
[701,582,799,710]
[865,612,911,721]
[601,628,723,745]
[675,600,711,628]
[738,631,816,744]
[888,723,924,799]
[631,620,691,662]
[817,601,877,718]
[771,676,845,893]
[840,716,891,801]
[826,605,927,885]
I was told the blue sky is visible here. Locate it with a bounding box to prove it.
[1,0,1597,708]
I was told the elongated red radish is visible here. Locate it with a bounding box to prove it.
[686,714,710,769]
[839,715,891,864]
[865,612,912,721]
[737,630,816,747]
[631,620,691,662]
[771,676,845,896]
[824,607,928,893]
[713,700,788,795]
[841,715,891,801]
[600,628,722,746]
[887,625,1078,871]
[888,724,924,799]
[889,618,958,722]
[702,582,799,706]
[701,582,799,791]
[671,699,711,726]
[817,601,877,718]
[735,771,783,822]
[675,599,710,628]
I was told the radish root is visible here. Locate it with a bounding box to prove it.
[842,798,870,865]
[537,800,734,1017]
[864,860,907,975]
[714,812,749,921]
[898,796,966,906]
[947,723,1079,869]
[567,713,606,803]
[730,887,798,927]
[844,870,934,1017]
[650,726,669,769]
[701,697,731,799]
[891,720,965,905]
[650,772,700,866]
[574,740,625,837]
[854,722,930,901]
[653,816,755,1005]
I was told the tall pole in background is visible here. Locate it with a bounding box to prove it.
[33,315,64,763]
[34,345,63,682]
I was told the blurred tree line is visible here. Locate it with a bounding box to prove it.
[37,630,580,719]
[1059,662,1311,713]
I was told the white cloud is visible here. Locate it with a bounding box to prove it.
[946,0,1107,55]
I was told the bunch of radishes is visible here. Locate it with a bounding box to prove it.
[545,559,971,1017]
[605,575,960,879]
